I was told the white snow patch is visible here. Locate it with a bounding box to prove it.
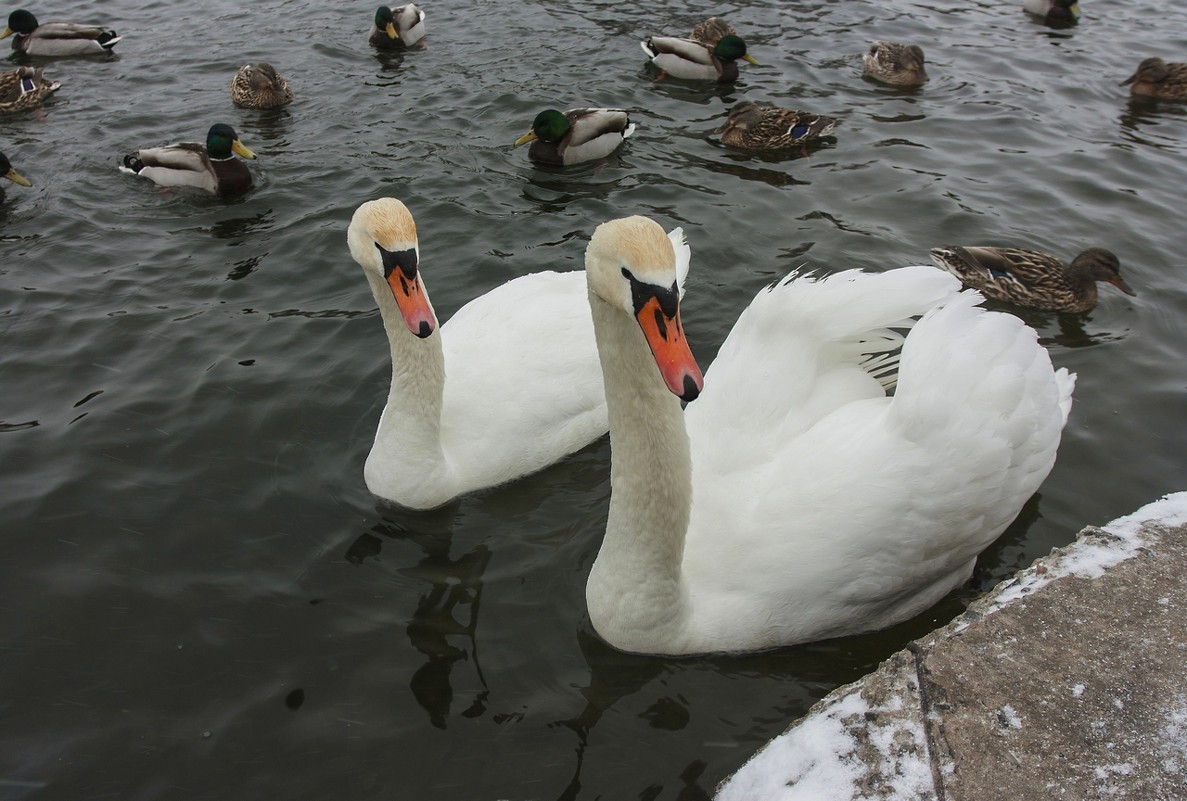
[715,684,933,801]
[1093,763,1135,779]
[999,704,1023,729]
[1072,684,1086,698]
[980,492,1187,617]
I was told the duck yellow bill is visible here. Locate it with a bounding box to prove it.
[5,167,32,187]
[387,269,437,338]
[0,27,13,39]
[743,54,760,66]
[635,297,703,402]
[386,22,398,38]
[232,139,257,160]
[514,130,538,146]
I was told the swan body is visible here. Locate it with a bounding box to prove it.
[1121,57,1187,102]
[640,35,758,83]
[2,9,120,55]
[721,101,837,151]
[0,65,60,115]
[514,108,635,165]
[369,4,425,49]
[230,63,293,109]
[862,41,928,87]
[1,150,32,205]
[119,124,257,197]
[348,198,689,510]
[930,245,1135,313]
[1022,0,1080,26]
[583,216,1075,655]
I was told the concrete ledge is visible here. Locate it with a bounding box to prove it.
[715,492,1187,801]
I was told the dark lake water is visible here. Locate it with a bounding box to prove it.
[3,0,1185,798]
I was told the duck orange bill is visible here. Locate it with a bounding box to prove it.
[635,298,704,402]
[386,269,436,338]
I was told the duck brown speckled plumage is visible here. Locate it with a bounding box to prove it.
[929,246,1136,313]
[690,17,736,46]
[862,41,927,87]
[230,63,293,109]
[0,65,60,114]
[1120,57,1187,102]
[721,101,837,152]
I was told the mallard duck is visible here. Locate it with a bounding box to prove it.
[720,101,837,151]
[0,65,60,115]
[929,246,1135,312]
[347,197,689,510]
[119,124,257,198]
[862,41,928,87]
[582,217,1074,655]
[368,4,425,49]
[640,34,758,83]
[2,8,120,55]
[690,16,735,46]
[1120,57,1187,102]
[1022,0,1079,26]
[230,63,293,109]
[1,150,32,205]
[514,108,635,165]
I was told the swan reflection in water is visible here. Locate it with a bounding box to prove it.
[345,515,491,730]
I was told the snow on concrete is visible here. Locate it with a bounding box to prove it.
[714,492,1187,801]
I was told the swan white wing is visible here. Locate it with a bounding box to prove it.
[670,228,690,295]
[438,270,607,490]
[681,267,1072,647]
[686,266,960,477]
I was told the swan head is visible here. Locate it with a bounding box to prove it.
[586,216,704,402]
[348,198,437,338]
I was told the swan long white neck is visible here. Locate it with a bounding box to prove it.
[362,269,451,503]
[586,290,693,653]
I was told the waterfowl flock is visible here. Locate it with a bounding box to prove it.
[1,2,1167,658]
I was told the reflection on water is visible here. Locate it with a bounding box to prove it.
[347,509,492,730]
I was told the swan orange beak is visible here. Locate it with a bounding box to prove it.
[635,297,703,402]
[381,249,436,338]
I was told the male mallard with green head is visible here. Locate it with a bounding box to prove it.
[2,8,120,55]
[930,246,1135,313]
[1,150,32,205]
[368,4,426,49]
[1121,57,1187,102]
[641,34,758,83]
[862,41,927,87]
[514,108,635,166]
[1022,0,1080,27]
[0,65,60,115]
[120,124,258,198]
[231,63,293,109]
[720,101,837,152]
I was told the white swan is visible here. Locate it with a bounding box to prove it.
[583,216,1075,656]
[347,198,690,510]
